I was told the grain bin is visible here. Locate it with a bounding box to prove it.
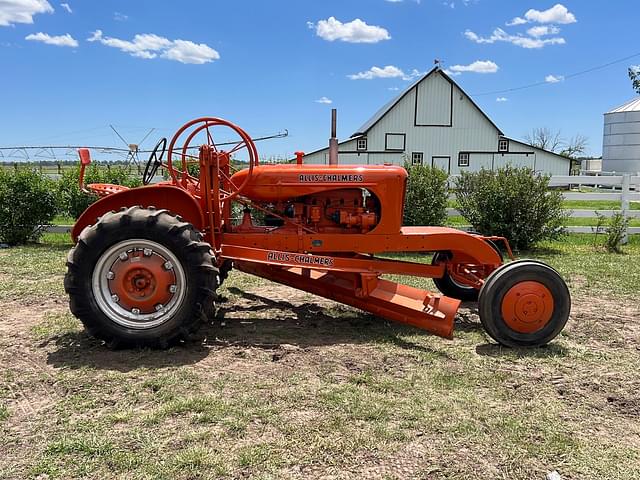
[603,97,640,173]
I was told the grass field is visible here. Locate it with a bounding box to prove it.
[0,234,639,479]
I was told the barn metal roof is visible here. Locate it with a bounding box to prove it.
[351,66,503,137]
[606,97,640,114]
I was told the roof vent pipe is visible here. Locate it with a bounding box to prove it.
[329,108,338,165]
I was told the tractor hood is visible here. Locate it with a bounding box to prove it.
[230,164,407,202]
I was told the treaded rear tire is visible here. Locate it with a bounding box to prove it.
[64,206,218,348]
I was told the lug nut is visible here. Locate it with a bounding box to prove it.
[169,285,177,293]
[163,261,173,270]
[111,294,119,302]
[143,248,153,256]
[131,308,140,315]
[106,271,115,280]
[119,252,128,261]
[155,304,163,311]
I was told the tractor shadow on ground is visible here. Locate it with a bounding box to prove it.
[204,287,451,357]
[46,331,211,372]
[46,287,462,371]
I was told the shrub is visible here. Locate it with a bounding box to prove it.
[57,164,141,219]
[403,163,449,227]
[0,169,57,245]
[454,166,567,250]
[604,212,629,254]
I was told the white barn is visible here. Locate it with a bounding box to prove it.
[304,67,571,175]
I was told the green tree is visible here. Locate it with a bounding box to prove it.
[629,66,640,94]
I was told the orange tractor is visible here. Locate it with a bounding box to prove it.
[65,117,570,348]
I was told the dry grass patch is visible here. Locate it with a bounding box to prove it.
[0,234,638,479]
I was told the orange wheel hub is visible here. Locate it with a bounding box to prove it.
[501,281,554,334]
[109,251,176,314]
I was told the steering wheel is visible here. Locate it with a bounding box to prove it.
[166,117,258,202]
[142,137,167,185]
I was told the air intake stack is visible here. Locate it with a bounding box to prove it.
[329,108,338,165]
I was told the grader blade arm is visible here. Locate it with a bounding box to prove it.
[234,261,460,339]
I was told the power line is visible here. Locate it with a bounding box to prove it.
[471,51,640,97]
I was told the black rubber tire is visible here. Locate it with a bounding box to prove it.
[218,259,233,286]
[432,240,503,302]
[64,206,218,348]
[478,260,570,347]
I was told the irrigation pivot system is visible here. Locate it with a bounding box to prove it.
[65,114,571,348]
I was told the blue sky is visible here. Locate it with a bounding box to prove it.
[0,0,638,160]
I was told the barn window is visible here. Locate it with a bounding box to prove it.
[412,152,424,165]
[498,138,509,152]
[458,152,470,167]
[357,138,367,151]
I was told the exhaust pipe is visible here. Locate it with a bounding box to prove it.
[329,108,338,165]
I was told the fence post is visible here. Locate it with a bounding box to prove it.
[622,174,630,245]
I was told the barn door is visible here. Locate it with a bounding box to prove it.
[432,156,450,174]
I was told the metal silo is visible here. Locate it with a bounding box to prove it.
[603,97,640,173]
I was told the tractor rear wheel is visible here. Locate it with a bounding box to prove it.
[478,260,570,347]
[64,207,218,348]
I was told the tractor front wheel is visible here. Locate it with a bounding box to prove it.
[65,207,218,348]
[478,260,570,347]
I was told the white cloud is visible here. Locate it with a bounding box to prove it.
[88,30,219,64]
[311,17,390,43]
[162,40,219,64]
[113,12,128,21]
[496,97,508,102]
[545,74,564,83]
[315,96,333,104]
[348,65,403,80]
[508,3,576,26]
[347,65,424,81]
[0,0,53,27]
[446,60,498,76]
[465,28,565,49]
[443,0,473,6]
[25,31,77,47]
[402,68,424,81]
[524,4,576,24]
[388,86,400,91]
[60,2,71,13]
[527,25,560,37]
[506,17,527,26]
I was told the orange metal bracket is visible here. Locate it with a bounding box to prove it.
[221,245,446,278]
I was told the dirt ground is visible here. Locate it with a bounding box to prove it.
[1,270,639,480]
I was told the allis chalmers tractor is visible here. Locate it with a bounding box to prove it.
[65,117,570,348]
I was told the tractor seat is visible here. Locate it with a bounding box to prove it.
[87,183,130,197]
